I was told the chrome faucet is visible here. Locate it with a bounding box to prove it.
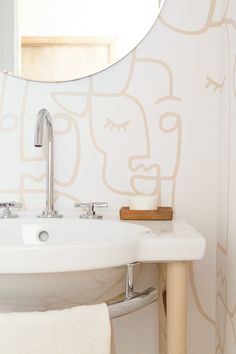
[34,109,62,218]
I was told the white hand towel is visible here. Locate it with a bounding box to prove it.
[0,303,111,354]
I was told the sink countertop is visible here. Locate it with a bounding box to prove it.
[104,213,206,262]
[0,212,206,273]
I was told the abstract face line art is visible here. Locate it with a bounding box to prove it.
[89,93,157,196]
[104,118,130,132]
[88,55,182,205]
[205,76,225,92]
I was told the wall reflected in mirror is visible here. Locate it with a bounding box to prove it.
[0,0,165,82]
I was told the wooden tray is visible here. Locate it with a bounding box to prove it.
[119,206,173,220]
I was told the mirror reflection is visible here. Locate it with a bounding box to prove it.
[0,0,165,82]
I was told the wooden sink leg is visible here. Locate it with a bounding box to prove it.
[166,261,187,354]
[159,264,167,354]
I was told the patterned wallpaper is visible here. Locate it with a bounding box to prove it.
[0,1,234,354]
[216,1,236,354]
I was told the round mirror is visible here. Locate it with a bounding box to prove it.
[0,0,166,82]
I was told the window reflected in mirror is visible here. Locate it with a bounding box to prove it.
[0,0,166,82]
[21,37,116,81]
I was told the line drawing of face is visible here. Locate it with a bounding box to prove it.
[89,52,182,204]
[89,93,160,196]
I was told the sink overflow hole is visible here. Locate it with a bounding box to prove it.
[38,231,49,242]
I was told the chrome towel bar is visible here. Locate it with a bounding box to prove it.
[108,287,158,319]
[107,263,158,319]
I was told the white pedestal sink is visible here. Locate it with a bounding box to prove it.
[0,215,205,313]
[0,217,205,273]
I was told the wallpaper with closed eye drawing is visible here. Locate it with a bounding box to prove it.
[0,1,234,354]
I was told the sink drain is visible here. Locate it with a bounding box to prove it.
[38,231,49,242]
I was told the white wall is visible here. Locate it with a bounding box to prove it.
[0,1,229,353]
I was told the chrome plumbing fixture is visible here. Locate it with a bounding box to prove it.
[108,262,158,319]
[74,202,108,219]
[0,202,22,218]
[34,109,62,218]
[125,262,139,299]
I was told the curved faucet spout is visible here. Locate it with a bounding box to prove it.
[34,109,53,147]
[34,109,62,218]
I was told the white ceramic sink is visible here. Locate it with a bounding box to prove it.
[0,217,205,274]
[0,216,205,312]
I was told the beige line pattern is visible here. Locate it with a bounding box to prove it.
[87,53,182,202]
[88,79,157,196]
[19,81,44,162]
[217,241,227,256]
[205,76,225,91]
[159,3,236,352]
[0,76,18,132]
[160,0,236,36]
[0,2,235,354]
[159,0,218,35]
[104,118,130,132]
[159,112,182,207]
[0,77,84,207]
[51,91,90,117]
[189,262,216,327]
[215,13,236,354]
[222,18,236,30]
[120,51,137,94]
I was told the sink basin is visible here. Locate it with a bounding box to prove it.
[0,217,205,312]
[0,218,154,273]
[0,217,205,273]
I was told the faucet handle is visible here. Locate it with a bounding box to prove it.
[0,202,22,219]
[74,202,108,219]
